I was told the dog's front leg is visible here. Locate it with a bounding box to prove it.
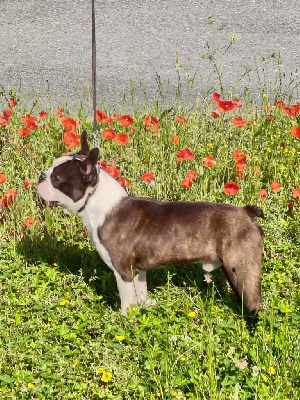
[114,269,156,315]
[113,270,137,315]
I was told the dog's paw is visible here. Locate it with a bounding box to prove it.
[142,297,157,307]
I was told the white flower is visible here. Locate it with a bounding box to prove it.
[204,273,212,283]
[234,357,248,369]
[252,365,260,376]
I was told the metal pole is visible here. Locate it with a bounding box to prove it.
[92,0,98,147]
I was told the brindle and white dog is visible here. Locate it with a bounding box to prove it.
[38,131,264,315]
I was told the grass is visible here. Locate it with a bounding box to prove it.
[0,32,300,398]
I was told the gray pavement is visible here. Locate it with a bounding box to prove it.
[1,0,300,112]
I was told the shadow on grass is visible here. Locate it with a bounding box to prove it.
[16,231,259,326]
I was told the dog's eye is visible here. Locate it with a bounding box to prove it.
[51,174,61,183]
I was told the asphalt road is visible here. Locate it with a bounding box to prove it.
[1,0,300,112]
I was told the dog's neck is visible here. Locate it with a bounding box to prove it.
[79,169,128,232]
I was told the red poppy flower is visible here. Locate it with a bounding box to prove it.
[232,150,246,161]
[291,104,300,115]
[103,117,113,125]
[235,159,247,172]
[203,156,216,167]
[187,170,197,180]
[175,116,187,124]
[111,114,121,120]
[211,111,220,118]
[18,127,31,137]
[21,114,33,123]
[115,133,129,146]
[96,109,108,122]
[55,108,64,117]
[291,126,300,138]
[283,107,297,118]
[24,217,35,229]
[118,114,134,127]
[22,114,38,130]
[212,92,221,102]
[118,177,131,188]
[216,100,237,113]
[177,148,195,163]
[0,116,10,127]
[3,188,17,207]
[257,189,268,201]
[233,98,244,107]
[232,116,248,129]
[182,177,192,188]
[27,120,38,130]
[63,131,81,149]
[102,128,116,140]
[106,166,120,179]
[9,98,17,107]
[287,201,294,209]
[0,197,11,208]
[270,181,281,193]
[60,115,78,131]
[23,179,31,188]
[292,188,300,200]
[142,172,154,183]
[224,181,240,195]
[282,107,291,115]
[39,111,49,118]
[0,174,7,184]
[171,135,179,144]
[3,109,12,118]
[275,100,284,109]
[143,116,159,130]
[98,161,107,170]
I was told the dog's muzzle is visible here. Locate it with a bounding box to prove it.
[38,171,47,185]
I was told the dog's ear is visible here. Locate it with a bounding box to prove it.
[77,130,90,156]
[80,148,99,177]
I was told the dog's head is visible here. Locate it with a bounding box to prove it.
[37,131,99,214]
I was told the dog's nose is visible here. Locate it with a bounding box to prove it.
[38,171,47,184]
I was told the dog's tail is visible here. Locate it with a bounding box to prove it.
[244,205,265,219]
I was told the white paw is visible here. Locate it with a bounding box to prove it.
[141,297,157,307]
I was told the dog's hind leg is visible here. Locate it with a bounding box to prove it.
[134,270,157,307]
[134,270,148,303]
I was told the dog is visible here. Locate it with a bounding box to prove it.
[38,131,264,315]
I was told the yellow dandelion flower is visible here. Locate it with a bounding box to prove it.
[28,383,35,389]
[188,311,196,318]
[101,370,113,383]
[115,335,125,341]
[268,366,276,375]
[180,356,186,361]
[60,299,69,306]
[265,334,271,342]
[97,367,106,373]
[278,278,283,283]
